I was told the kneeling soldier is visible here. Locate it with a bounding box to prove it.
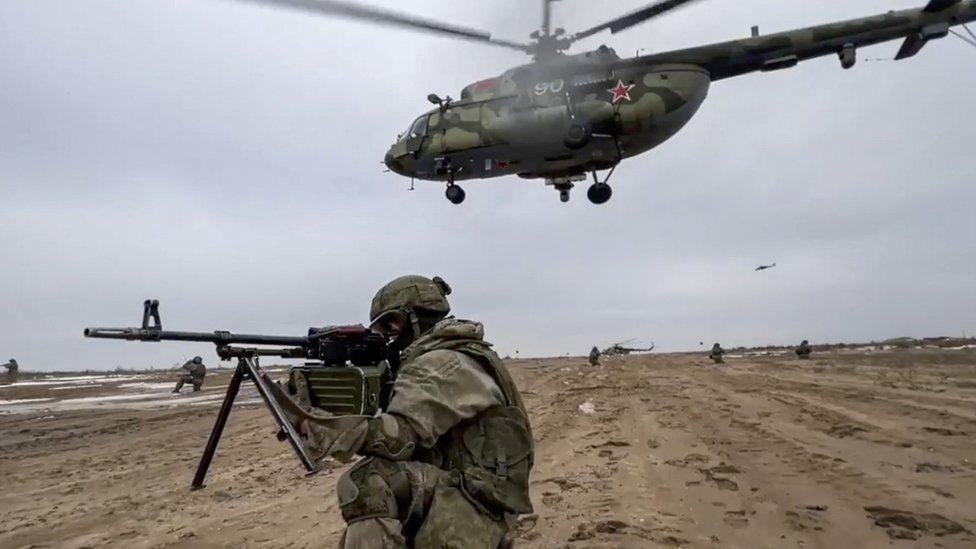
[709,343,726,364]
[173,356,206,393]
[284,276,534,548]
[795,340,812,360]
[588,346,601,366]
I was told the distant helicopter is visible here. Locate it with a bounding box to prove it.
[602,338,656,356]
[755,262,777,271]
[234,0,976,204]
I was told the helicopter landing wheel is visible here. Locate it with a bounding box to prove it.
[587,182,612,204]
[559,189,570,203]
[445,184,466,204]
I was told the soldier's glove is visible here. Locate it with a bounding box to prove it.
[266,376,369,463]
[304,415,370,463]
[276,412,418,462]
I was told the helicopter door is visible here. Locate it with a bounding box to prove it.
[404,115,429,155]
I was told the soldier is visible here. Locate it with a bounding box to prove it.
[795,340,812,360]
[172,356,207,393]
[708,343,725,364]
[3,358,18,383]
[588,346,601,366]
[281,275,534,548]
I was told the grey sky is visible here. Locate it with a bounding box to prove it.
[1,0,974,371]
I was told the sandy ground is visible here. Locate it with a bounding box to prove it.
[1,348,975,548]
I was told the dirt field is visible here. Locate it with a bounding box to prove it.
[2,348,975,548]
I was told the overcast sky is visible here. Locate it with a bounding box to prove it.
[1,0,974,371]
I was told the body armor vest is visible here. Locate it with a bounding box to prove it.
[398,340,534,517]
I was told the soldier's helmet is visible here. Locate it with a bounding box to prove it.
[370,275,452,329]
[192,356,202,364]
[801,340,809,345]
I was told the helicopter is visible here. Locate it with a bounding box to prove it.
[755,262,777,271]
[236,0,976,204]
[601,338,656,356]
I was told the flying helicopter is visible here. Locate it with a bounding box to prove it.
[235,0,976,204]
[755,262,777,271]
[602,338,656,356]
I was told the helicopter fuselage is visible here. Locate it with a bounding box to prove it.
[385,51,710,183]
[384,1,976,195]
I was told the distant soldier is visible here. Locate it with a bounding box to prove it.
[172,356,206,393]
[708,343,725,364]
[795,340,812,360]
[588,346,601,366]
[3,358,18,382]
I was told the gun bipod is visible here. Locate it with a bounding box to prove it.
[190,354,319,490]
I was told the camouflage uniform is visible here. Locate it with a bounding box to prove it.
[795,340,812,360]
[588,346,601,366]
[708,343,725,364]
[281,276,533,548]
[173,356,206,393]
[3,359,18,383]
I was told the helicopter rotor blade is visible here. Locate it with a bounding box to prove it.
[570,0,702,42]
[229,0,532,52]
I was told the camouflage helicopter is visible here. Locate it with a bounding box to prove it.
[602,338,656,357]
[237,0,976,204]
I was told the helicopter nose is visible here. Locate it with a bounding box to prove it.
[384,151,399,173]
[384,149,408,176]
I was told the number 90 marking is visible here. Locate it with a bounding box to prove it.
[534,79,566,95]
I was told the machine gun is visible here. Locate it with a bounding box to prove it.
[84,299,389,489]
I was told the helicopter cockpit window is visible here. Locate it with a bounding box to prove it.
[407,115,428,139]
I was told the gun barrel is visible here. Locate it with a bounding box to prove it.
[83,327,308,347]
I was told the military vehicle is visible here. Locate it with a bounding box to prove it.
[755,262,777,271]
[234,0,976,204]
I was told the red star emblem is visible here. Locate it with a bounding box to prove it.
[608,80,635,103]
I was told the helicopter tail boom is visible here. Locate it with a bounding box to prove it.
[622,1,976,80]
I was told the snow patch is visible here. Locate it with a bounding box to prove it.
[0,398,56,405]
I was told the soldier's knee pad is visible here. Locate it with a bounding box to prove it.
[414,484,507,549]
[337,457,411,524]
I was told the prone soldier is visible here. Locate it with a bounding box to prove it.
[282,276,534,548]
[708,343,725,364]
[795,340,812,360]
[3,358,18,383]
[173,356,207,393]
